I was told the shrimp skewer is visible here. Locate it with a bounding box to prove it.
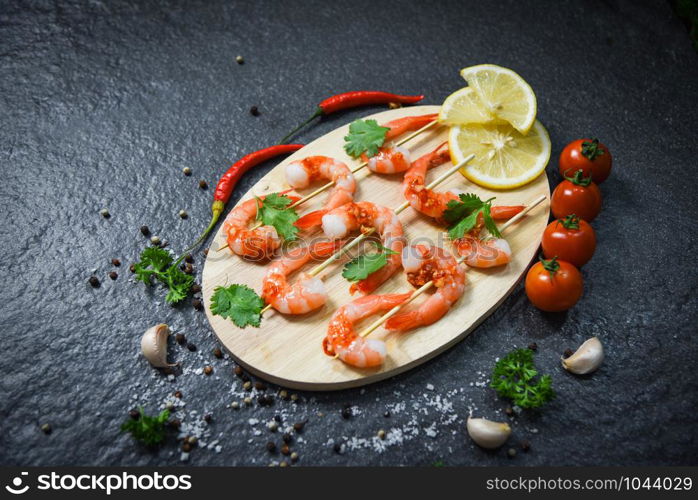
[360,113,439,174]
[320,201,405,295]
[352,195,547,339]
[285,156,356,214]
[384,245,466,331]
[222,192,300,260]
[323,293,412,368]
[258,157,473,315]
[261,241,342,314]
[286,114,440,210]
[402,143,524,268]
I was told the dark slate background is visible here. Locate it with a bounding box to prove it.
[1,0,696,466]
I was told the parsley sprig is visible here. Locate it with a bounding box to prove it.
[490,349,555,409]
[121,408,170,447]
[133,247,194,304]
[443,193,502,239]
[210,284,265,328]
[255,193,299,241]
[342,243,398,282]
[343,119,389,158]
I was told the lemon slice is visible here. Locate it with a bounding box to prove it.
[439,87,494,126]
[449,120,551,189]
[460,64,537,134]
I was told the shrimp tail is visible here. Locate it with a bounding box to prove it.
[309,239,343,258]
[294,209,327,230]
[384,310,422,332]
[490,205,525,220]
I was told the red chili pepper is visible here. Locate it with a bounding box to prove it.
[183,144,303,254]
[280,91,424,144]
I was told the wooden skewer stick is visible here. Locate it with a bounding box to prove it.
[259,154,474,315]
[355,193,547,338]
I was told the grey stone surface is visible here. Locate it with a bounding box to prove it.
[1,0,697,466]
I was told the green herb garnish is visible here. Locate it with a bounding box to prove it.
[490,348,555,409]
[133,247,194,304]
[342,243,398,282]
[443,193,501,239]
[121,408,170,446]
[210,284,265,328]
[343,119,390,158]
[255,193,299,241]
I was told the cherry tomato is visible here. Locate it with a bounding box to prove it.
[525,257,583,312]
[551,169,602,222]
[559,138,612,184]
[542,215,596,267]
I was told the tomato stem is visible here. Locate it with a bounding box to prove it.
[564,169,593,187]
[559,214,580,230]
[581,138,604,161]
[539,255,560,277]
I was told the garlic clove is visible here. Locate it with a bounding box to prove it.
[562,337,604,375]
[141,323,176,368]
[466,416,511,449]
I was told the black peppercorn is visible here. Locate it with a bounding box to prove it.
[204,414,212,423]
[266,441,276,453]
[293,421,305,433]
[254,381,267,391]
[281,444,290,456]
[250,106,260,116]
[192,298,203,311]
[282,433,292,444]
[520,440,531,452]
[111,258,121,267]
[108,271,118,280]
[213,347,223,359]
[341,407,352,419]
[199,180,208,189]
[174,391,183,399]
[169,419,181,430]
[129,263,136,273]
[203,365,213,376]
[140,225,150,236]
[234,365,243,377]
[383,411,391,418]
[129,409,140,420]
[563,348,574,358]
[187,343,197,352]
[191,284,201,294]
[528,342,538,351]
[182,442,191,452]
[88,276,100,288]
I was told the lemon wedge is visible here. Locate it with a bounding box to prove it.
[459,64,537,134]
[449,120,551,189]
[439,87,495,126]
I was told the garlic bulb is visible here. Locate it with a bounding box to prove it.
[141,324,176,368]
[562,337,604,375]
[466,416,511,449]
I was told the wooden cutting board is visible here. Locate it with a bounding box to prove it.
[202,105,550,391]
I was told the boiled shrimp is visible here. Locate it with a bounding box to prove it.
[320,201,405,295]
[287,156,356,231]
[452,236,512,268]
[261,240,341,314]
[361,113,437,174]
[385,245,466,331]
[323,293,412,368]
[223,193,299,260]
[402,142,525,221]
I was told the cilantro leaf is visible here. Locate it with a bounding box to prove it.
[490,349,555,409]
[121,408,170,447]
[256,194,299,241]
[444,193,502,239]
[132,246,193,303]
[211,284,264,328]
[443,193,484,224]
[342,243,398,281]
[133,247,173,284]
[343,119,390,158]
[161,266,195,304]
